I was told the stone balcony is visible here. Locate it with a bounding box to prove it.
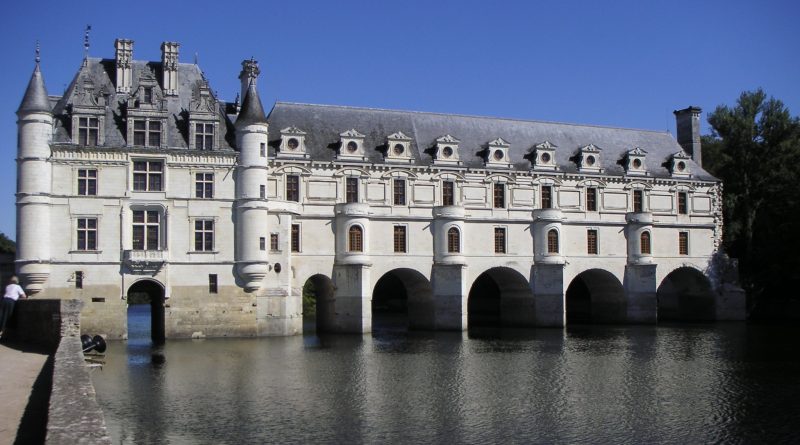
[123,249,168,272]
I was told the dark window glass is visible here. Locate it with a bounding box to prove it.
[442,181,454,206]
[586,187,597,211]
[587,229,598,254]
[132,210,160,250]
[75,271,84,289]
[209,274,218,294]
[286,175,300,202]
[633,190,643,212]
[291,224,300,252]
[195,173,213,198]
[195,122,214,150]
[394,179,406,205]
[640,231,651,255]
[78,169,97,196]
[346,177,358,203]
[133,161,163,192]
[678,192,688,214]
[447,227,460,253]
[348,225,363,252]
[259,237,266,251]
[493,183,505,208]
[547,229,559,254]
[393,226,406,253]
[76,218,98,250]
[541,186,552,209]
[679,232,689,255]
[270,233,279,251]
[260,185,266,199]
[77,117,99,146]
[194,219,214,251]
[260,143,266,157]
[494,227,506,254]
[143,87,153,104]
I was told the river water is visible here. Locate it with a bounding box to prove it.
[91,307,800,444]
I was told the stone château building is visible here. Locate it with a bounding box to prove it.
[15,39,744,340]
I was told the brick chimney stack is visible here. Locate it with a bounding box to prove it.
[674,106,702,167]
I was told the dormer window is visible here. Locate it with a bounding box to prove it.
[433,134,462,166]
[195,123,214,150]
[337,129,367,161]
[531,141,557,171]
[132,119,163,147]
[78,117,100,146]
[143,87,153,104]
[669,151,691,177]
[385,131,412,163]
[624,147,648,176]
[484,138,511,168]
[578,144,602,173]
[278,126,309,159]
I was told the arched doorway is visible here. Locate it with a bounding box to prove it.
[302,274,335,333]
[657,267,715,321]
[127,279,166,344]
[566,269,626,324]
[468,267,534,328]
[372,269,433,331]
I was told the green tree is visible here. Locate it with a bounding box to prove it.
[0,232,15,254]
[703,89,800,303]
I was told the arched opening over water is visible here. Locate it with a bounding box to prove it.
[657,267,716,321]
[566,269,626,324]
[372,268,433,331]
[468,267,534,328]
[302,274,335,333]
[127,279,166,344]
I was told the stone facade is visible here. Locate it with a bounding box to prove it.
[15,39,745,340]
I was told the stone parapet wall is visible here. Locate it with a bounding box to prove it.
[7,299,112,444]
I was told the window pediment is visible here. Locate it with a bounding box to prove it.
[623,147,648,176]
[484,137,511,168]
[577,144,602,173]
[669,150,691,177]
[530,140,558,171]
[384,131,413,164]
[337,129,367,161]
[433,134,462,166]
[278,126,309,159]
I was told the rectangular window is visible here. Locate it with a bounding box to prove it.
[77,218,97,250]
[77,117,99,146]
[587,229,598,255]
[143,87,153,104]
[194,219,214,252]
[586,187,597,211]
[133,161,163,192]
[442,181,454,206]
[679,232,689,255]
[493,183,505,208]
[78,169,97,196]
[346,177,358,203]
[291,224,301,252]
[195,173,213,199]
[75,271,84,289]
[260,185,266,199]
[132,210,160,250]
[393,225,407,253]
[270,233,279,251]
[393,179,406,206]
[633,190,643,212]
[132,119,162,147]
[286,175,299,202]
[678,192,688,214]
[208,274,218,294]
[494,227,506,254]
[260,143,266,157]
[541,186,552,209]
[259,237,266,251]
[195,122,214,150]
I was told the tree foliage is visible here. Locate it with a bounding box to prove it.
[703,89,800,302]
[0,232,15,254]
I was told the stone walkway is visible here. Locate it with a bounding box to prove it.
[0,341,49,445]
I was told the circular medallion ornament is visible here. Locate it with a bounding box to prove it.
[287,138,299,150]
[393,144,405,155]
[346,141,358,153]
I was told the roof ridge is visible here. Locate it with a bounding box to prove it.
[273,101,672,135]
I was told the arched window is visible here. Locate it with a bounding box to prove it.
[348,225,363,252]
[447,227,460,253]
[547,229,559,254]
[640,231,651,255]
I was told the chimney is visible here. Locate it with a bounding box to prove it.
[161,41,179,96]
[674,106,702,167]
[239,58,260,103]
[114,38,134,94]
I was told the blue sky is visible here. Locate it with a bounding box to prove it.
[1,0,798,238]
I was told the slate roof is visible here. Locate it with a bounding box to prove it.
[266,102,717,181]
[17,64,51,115]
[50,58,236,150]
[236,81,268,127]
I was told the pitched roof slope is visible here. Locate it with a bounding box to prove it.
[266,102,716,181]
[17,64,51,115]
[235,81,267,127]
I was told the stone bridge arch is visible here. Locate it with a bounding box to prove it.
[468,266,534,328]
[657,266,715,321]
[126,278,166,344]
[372,268,434,331]
[566,268,626,324]
[301,274,336,332]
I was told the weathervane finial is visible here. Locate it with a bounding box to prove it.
[84,25,92,57]
[35,40,40,64]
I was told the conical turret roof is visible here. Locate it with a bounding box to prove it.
[17,63,51,115]
[236,81,267,127]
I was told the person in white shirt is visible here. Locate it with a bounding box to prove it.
[0,276,26,337]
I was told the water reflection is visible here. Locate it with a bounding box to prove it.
[91,319,800,444]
